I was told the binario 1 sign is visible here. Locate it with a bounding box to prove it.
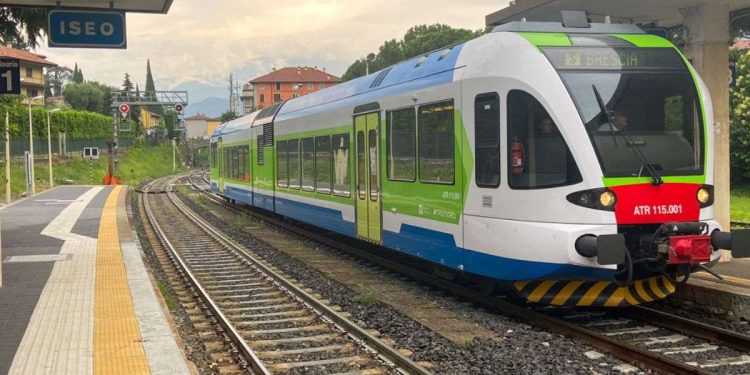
[48,10,126,49]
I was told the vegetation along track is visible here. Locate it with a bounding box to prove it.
[186,172,750,374]
[143,175,430,375]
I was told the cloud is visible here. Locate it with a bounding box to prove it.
[36,1,508,91]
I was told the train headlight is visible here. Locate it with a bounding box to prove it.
[599,191,616,208]
[567,188,617,211]
[696,185,714,208]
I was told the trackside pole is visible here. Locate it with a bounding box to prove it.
[5,111,10,204]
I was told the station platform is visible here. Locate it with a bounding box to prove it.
[671,257,750,321]
[0,186,190,375]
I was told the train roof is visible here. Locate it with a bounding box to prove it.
[211,110,259,138]
[275,41,467,120]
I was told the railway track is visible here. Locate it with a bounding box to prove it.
[184,172,750,374]
[143,175,430,375]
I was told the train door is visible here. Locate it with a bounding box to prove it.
[354,112,382,242]
[218,137,225,193]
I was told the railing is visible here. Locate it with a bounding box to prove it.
[4,138,137,158]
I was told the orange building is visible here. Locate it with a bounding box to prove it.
[250,66,341,109]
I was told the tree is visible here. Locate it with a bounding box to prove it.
[63,81,116,116]
[71,63,84,83]
[162,109,179,139]
[341,24,485,81]
[122,73,134,92]
[220,110,238,123]
[0,7,48,48]
[731,49,750,184]
[44,65,73,97]
[144,59,162,115]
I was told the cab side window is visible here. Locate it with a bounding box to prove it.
[507,90,581,189]
[475,93,500,188]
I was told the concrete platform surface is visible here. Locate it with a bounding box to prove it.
[0,186,189,375]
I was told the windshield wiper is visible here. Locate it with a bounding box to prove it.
[592,85,663,186]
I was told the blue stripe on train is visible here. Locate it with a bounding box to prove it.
[221,188,616,281]
[224,186,253,205]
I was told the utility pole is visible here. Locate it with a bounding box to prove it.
[5,112,10,204]
[172,138,176,170]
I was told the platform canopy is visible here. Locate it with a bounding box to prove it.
[0,0,173,14]
[486,0,750,27]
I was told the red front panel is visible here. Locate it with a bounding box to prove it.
[610,183,701,224]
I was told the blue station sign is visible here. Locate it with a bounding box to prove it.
[48,10,126,49]
[0,59,21,95]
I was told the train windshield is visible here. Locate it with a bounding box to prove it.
[544,47,704,178]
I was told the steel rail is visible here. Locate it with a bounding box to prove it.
[171,175,432,375]
[186,173,725,374]
[631,306,750,354]
[142,177,271,375]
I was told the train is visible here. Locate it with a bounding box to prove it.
[210,15,749,307]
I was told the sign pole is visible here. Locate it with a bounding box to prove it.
[5,111,10,204]
[28,101,34,196]
[47,111,53,189]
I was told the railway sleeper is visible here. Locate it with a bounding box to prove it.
[250,333,345,349]
[226,309,308,321]
[255,343,355,359]
[264,354,373,372]
[221,302,298,313]
[235,316,315,327]
[245,323,332,336]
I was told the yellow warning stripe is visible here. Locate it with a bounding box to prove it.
[662,277,676,294]
[550,280,584,306]
[94,186,150,375]
[634,279,654,302]
[577,281,610,306]
[604,287,626,307]
[649,277,667,299]
[528,280,557,303]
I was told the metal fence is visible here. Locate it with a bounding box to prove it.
[4,137,137,159]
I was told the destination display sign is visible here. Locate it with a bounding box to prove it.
[543,47,685,71]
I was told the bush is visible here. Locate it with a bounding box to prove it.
[0,102,113,139]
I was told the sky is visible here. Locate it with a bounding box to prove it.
[35,0,509,99]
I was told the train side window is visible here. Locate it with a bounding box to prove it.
[301,137,315,191]
[418,100,455,184]
[475,93,501,188]
[507,90,582,189]
[210,143,217,167]
[315,136,332,194]
[386,108,416,181]
[332,133,350,197]
[288,139,301,189]
[244,145,250,181]
[277,140,288,187]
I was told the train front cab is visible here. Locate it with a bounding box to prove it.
[462,26,750,307]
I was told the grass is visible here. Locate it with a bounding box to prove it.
[353,283,378,304]
[156,280,178,311]
[731,188,750,223]
[0,143,186,200]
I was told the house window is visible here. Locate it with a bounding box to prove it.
[259,83,265,90]
[319,82,325,89]
[274,93,281,102]
[307,83,313,90]
[30,89,38,98]
[292,93,299,98]
[275,82,281,90]
[260,94,265,103]
[25,67,33,78]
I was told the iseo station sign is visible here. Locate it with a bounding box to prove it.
[48,10,126,49]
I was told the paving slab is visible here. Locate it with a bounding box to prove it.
[0,186,189,375]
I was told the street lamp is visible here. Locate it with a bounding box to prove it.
[47,108,60,189]
[27,95,44,195]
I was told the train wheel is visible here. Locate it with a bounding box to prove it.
[431,264,456,281]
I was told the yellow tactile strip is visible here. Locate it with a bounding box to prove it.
[94,185,150,375]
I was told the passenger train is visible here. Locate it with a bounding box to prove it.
[210,17,749,307]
